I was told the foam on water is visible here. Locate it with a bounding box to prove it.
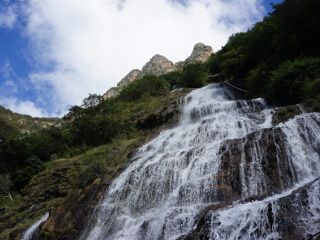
[22,213,49,240]
[81,84,320,240]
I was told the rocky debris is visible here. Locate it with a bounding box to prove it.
[117,69,142,88]
[141,54,175,76]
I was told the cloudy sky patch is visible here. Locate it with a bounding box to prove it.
[0,0,279,117]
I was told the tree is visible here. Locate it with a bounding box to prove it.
[82,94,102,108]
[180,64,208,88]
[0,174,13,200]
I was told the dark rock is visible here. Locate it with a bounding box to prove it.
[272,105,303,125]
[216,127,294,202]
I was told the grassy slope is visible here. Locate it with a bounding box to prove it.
[0,89,189,240]
[0,106,60,141]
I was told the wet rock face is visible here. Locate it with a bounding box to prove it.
[141,54,175,76]
[182,178,320,240]
[217,127,295,201]
[39,181,106,240]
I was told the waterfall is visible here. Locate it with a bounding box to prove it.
[22,212,49,240]
[82,84,320,240]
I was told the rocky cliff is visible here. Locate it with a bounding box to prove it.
[103,42,213,98]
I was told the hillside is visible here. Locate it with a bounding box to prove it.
[0,106,60,141]
[0,0,320,239]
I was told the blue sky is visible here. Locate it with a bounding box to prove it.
[0,0,283,117]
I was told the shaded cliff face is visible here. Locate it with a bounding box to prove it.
[81,83,320,240]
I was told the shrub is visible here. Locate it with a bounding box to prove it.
[246,63,270,97]
[160,71,182,89]
[268,57,320,105]
[119,75,170,101]
[179,63,208,88]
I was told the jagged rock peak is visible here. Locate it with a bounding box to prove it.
[185,42,213,64]
[117,69,142,88]
[141,54,175,76]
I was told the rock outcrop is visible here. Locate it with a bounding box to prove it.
[185,42,213,65]
[117,69,142,88]
[141,54,175,76]
[102,42,213,99]
[103,87,119,99]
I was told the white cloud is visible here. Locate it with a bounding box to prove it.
[0,6,17,29]
[0,97,48,117]
[23,0,265,116]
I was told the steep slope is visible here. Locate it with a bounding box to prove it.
[0,89,190,240]
[79,84,320,240]
[0,106,60,141]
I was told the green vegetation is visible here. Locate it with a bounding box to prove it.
[179,63,208,88]
[0,106,59,141]
[0,82,188,239]
[0,0,319,238]
[0,137,143,239]
[119,75,170,101]
[0,74,188,192]
[268,58,320,106]
[208,0,320,109]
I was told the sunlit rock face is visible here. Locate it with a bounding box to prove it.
[117,69,142,88]
[141,54,175,76]
[185,42,213,65]
[102,87,119,99]
[102,43,213,99]
[82,83,320,240]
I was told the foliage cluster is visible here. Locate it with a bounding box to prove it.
[0,74,181,191]
[207,0,320,107]
[1,0,319,196]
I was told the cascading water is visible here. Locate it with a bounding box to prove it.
[82,83,320,240]
[22,212,49,240]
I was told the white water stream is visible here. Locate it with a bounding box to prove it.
[80,84,320,240]
[21,212,49,240]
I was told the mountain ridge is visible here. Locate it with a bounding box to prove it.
[103,42,213,98]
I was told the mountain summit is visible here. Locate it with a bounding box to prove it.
[103,42,213,98]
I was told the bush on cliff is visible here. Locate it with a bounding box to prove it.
[119,75,170,101]
[179,63,208,88]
